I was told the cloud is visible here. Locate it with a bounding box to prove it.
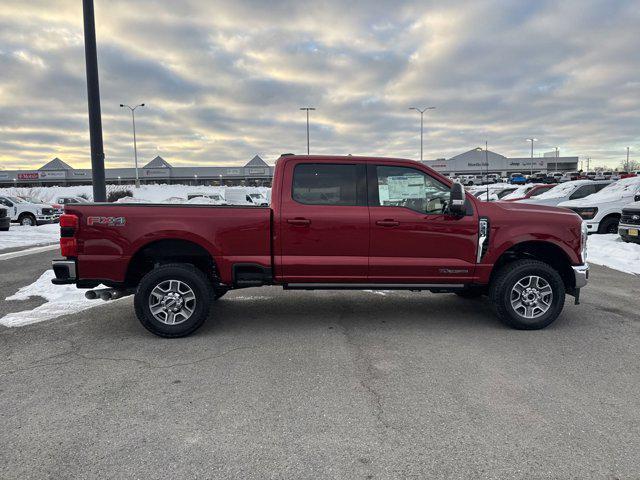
[0,0,639,170]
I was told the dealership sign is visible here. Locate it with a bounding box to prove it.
[17,171,66,180]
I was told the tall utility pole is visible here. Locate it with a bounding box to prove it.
[626,147,630,172]
[299,107,315,154]
[555,147,559,173]
[82,0,106,202]
[409,106,435,161]
[526,138,538,175]
[120,103,145,188]
[485,140,489,199]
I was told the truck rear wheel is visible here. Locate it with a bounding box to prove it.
[134,263,213,338]
[490,259,565,330]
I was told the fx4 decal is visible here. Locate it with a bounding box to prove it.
[87,216,126,227]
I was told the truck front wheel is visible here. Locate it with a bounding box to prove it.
[134,263,214,338]
[490,259,565,330]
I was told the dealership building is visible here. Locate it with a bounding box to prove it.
[0,155,274,187]
[422,148,579,176]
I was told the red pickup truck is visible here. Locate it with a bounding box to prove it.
[52,155,588,337]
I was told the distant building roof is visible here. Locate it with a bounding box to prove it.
[143,156,172,169]
[244,155,268,168]
[39,157,74,171]
[448,148,507,163]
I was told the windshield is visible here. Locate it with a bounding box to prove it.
[249,193,262,199]
[501,185,532,200]
[535,182,578,199]
[589,178,640,198]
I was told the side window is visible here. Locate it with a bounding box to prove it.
[594,183,609,193]
[530,186,550,197]
[374,165,450,214]
[292,163,359,206]
[0,198,12,207]
[570,185,595,200]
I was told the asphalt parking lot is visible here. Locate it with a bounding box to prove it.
[1,250,639,479]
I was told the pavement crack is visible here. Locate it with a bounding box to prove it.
[0,345,256,377]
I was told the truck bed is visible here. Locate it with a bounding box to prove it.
[64,203,272,284]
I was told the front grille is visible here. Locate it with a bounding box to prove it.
[42,208,54,216]
[621,211,640,226]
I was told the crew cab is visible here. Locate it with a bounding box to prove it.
[517,180,611,207]
[0,195,56,226]
[559,176,640,234]
[51,155,588,337]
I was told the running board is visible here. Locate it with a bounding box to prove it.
[283,283,465,291]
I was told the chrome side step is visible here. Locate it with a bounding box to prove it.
[283,283,465,291]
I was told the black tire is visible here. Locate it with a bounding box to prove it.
[0,226,9,232]
[490,259,565,330]
[598,216,619,234]
[134,263,214,338]
[19,214,36,227]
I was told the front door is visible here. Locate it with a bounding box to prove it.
[368,163,478,283]
[279,161,369,282]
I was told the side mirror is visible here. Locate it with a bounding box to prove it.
[449,182,466,216]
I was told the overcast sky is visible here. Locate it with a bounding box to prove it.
[0,0,638,170]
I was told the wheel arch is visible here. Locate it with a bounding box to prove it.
[490,240,576,291]
[125,238,219,288]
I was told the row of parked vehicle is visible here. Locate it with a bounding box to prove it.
[0,195,89,229]
[468,176,640,241]
[455,170,640,186]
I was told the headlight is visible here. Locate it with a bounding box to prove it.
[581,221,588,262]
[37,208,42,215]
[573,207,598,220]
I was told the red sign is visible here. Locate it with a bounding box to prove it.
[17,173,39,180]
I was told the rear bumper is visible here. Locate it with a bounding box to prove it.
[51,259,77,285]
[572,263,589,289]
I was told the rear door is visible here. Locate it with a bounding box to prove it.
[279,160,369,282]
[368,162,478,283]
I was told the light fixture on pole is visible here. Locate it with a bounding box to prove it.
[409,106,435,161]
[299,107,315,155]
[526,138,538,175]
[120,103,145,188]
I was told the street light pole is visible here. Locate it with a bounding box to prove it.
[120,103,145,188]
[526,138,538,175]
[82,0,106,202]
[409,106,435,161]
[299,107,315,155]
[555,147,559,173]
[626,147,630,172]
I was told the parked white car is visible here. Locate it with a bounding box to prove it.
[558,176,640,234]
[516,180,611,207]
[225,188,269,206]
[187,192,226,204]
[56,196,89,205]
[0,195,57,226]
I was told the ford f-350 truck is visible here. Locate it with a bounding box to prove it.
[51,155,588,337]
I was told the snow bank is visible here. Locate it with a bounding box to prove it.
[587,234,640,275]
[0,223,59,251]
[0,270,115,327]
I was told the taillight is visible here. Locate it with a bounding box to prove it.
[59,214,79,257]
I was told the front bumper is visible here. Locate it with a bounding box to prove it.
[618,223,640,243]
[36,215,55,225]
[51,259,77,285]
[584,220,599,233]
[572,264,589,289]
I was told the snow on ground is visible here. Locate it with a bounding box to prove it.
[0,270,116,327]
[0,184,271,204]
[0,223,59,251]
[587,234,640,275]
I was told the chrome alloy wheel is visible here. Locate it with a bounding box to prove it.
[149,279,196,325]
[510,275,553,319]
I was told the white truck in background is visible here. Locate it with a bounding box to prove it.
[0,195,57,226]
[224,188,269,206]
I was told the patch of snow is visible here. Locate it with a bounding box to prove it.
[1,270,114,327]
[587,234,640,275]
[0,223,59,251]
